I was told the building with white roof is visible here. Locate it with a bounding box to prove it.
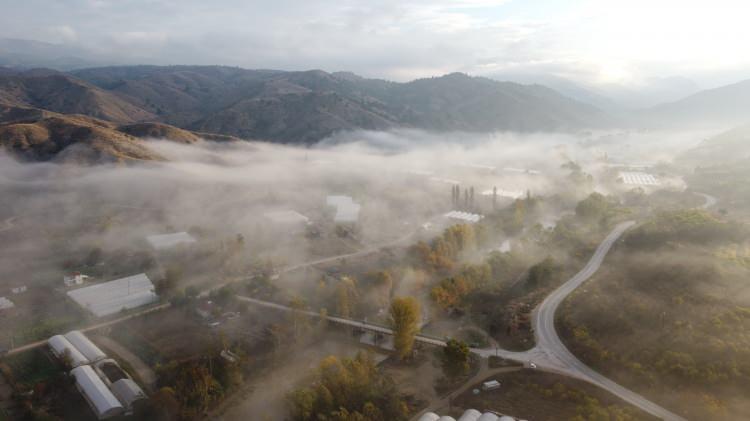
[48,335,90,368]
[420,410,521,421]
[146,231,197,250]
[110,378,146,413]
[64,272,90,287]
[618,171,659,186]
[444,211,484,223]
[70,365,124,420]
[458,409,482,421]
[0,296,14,311]
[67,273,158,317]
[481,189,525,199]
[327,195,361,224]
[64,331,107,363]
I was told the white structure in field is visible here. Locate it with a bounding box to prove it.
[503,167,541,175]
[0,296,14,311]
[618,171,659,186]
[146,231,196,250]
[48,335,90,368]
[67,273,158,317]
[110,378,147,411]
[70,365,124,419]
[327,195,361,224]
[444,211,484,223]
[11,286,27,294]
[418,409,523,421]
[64,272,90,287]
[263,210,311,232]
[64,330,107,363]
[481,189,525,199]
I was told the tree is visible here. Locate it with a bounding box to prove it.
[336,276,359,318]
[441,339,470,380]
[389,297,420,360]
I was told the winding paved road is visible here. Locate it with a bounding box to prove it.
[239,221,686,421]
[694,192,717,209]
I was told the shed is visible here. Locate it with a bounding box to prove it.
[48,335,89,368]
[0,296,14,311]
[64,330,107,363]
[70,365,124,419]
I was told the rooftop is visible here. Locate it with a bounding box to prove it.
[66,273,158,317]
[146,231,197,250]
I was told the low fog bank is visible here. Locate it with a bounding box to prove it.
[0,128,713,286]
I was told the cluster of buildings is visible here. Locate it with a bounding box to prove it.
[419,409,523,421]
[47,330,146,419]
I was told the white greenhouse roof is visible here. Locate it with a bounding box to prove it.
[64,330,107,363]
[618,171,659,186]
[334,203,361,223]
[0,296,14,310]
[418,413,440,421]
[67,273,158,317]
[326,195,354,207]
[444,211,484,223]
[146,231,196,250]
[263,210,310,225]
[110,378,146,408]
[481,189,525,199]
[71,365,124,419]
[458,409,483,421]
[48,335,90,368]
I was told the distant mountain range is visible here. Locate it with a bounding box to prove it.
[1,61,749,164]
[0,65,613,162]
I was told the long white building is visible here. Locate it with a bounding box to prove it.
[48,335,90,368]
[67,273,158,317]
[70,365,124,419]
[64,330,107,363]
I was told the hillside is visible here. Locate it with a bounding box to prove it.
[641,79,750,128]
[0,106,237,163]
[0,70,155,123]
[69,66,613,142]
[677,123,750,166]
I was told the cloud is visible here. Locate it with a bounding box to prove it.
[46,25,78,43]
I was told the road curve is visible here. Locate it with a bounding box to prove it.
[530,221,685,421]
[693,192,717,209]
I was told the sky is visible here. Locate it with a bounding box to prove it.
[1,0,749,89]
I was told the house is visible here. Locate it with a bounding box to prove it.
[0,296,14,313]
[11,286,27,294]
[64,272,90,287]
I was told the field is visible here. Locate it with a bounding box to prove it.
[451,370,656,421]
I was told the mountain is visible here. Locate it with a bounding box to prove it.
[0,105,236,163]
[641,79,750,128]
[678,123,750,166]
[489,73,619,111]
[0,70,155,122]
[0,65,614,148]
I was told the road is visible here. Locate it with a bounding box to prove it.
[0,217,17,233]
[694,192,717,209]
[239,221,686,421]
[3,303,171,357]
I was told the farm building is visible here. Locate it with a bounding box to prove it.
[70,365,124,420]
[481,188,525,199]
[48,335,90,368]
[418,410,521,421]
[0,296,14,311]
[64,272,90,287]
[444,211,484,223]
[110,378,146,413]
[64,330,107,363]
[263,210,311,232]
[146,231,197,250]
[327,195,361,224]
[66,273,158,317]
[617,171,659,186]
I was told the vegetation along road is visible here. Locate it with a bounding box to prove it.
[240,221,686,421]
